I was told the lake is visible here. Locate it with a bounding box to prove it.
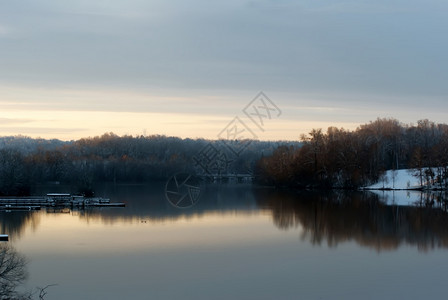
[1,183,448,299]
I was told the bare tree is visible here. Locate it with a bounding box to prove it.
[391,169,398,189]
[0,244,29,299]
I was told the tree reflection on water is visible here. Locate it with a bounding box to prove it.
[256,190,448,252]
[3,185,448,253]
[0,211,41,241]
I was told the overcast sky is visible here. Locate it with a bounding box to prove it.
[1,0,447,140]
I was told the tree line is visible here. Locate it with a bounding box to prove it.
[255,118,448,189]
[2,118,447,195]
[0,133,287,195]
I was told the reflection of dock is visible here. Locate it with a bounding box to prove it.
[0,194,125,209]
[47,208,71,214]
[0,205,41,211]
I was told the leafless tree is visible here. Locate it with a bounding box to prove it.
[0,244,29,299]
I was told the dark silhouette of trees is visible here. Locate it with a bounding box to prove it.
[256,118,448,189]
[256,145,297,187]
[0,134,287,195]
[2,118,448,194]
[0,149,30,195]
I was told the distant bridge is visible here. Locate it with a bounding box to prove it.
[200,173,254,183]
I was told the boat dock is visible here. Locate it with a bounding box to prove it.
[0,193,125,209]
[0,235,8,241]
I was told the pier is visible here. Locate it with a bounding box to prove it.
[0,235,8,241]
[0,194,125,209]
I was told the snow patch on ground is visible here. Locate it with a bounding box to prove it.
[364,168,446,207]
[365,169,425,190]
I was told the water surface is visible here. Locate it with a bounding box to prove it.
[1,184,448,299]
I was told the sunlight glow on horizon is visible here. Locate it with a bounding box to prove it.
[0,86,370,141]
[1,86,446,142]
[0,107,364,141]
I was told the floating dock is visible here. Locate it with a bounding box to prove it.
[0,235,8,241]
[0,194,125,208]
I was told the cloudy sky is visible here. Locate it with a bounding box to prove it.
[1,0,447,140]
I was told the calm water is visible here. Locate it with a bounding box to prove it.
[2,184,448,299]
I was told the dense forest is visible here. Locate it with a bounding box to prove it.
[256,118,448,188]
[0,133,288,196]
[1,118,448,195]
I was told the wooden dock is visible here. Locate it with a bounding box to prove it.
[0,197,50,206]
[0,194,125,209]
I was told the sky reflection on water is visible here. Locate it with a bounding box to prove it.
[1,184,448,299]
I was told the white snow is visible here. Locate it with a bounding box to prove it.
[364,168,446,207]
[365,169,428,190]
